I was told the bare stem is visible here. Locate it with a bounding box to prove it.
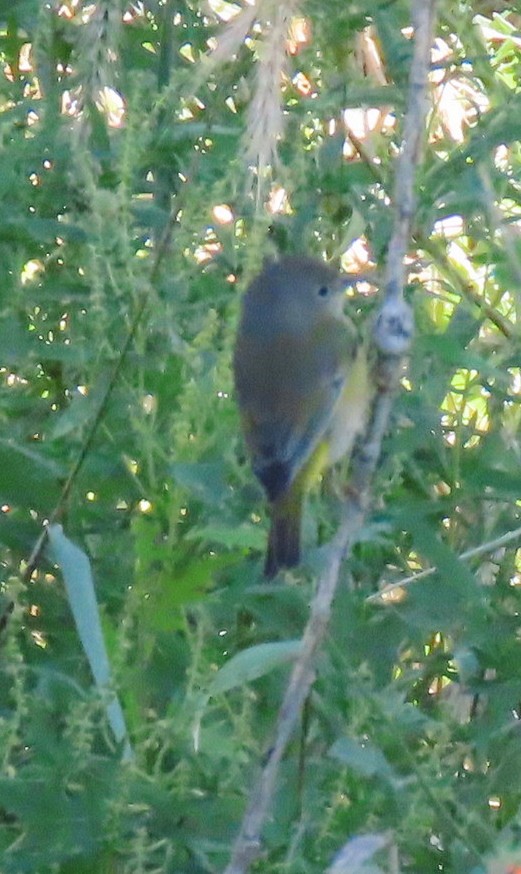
[224,2,439,872]
[367,523,521,604]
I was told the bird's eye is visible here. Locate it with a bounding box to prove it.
[318,285,329,297]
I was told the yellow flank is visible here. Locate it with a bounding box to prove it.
[301,439,330,490]
[326,347,372,466]
[290,348,371,495]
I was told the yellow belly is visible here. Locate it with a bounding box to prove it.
[326,348,371,465]
[295,347,371,493]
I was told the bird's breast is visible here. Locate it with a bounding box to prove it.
[326,348,372,465]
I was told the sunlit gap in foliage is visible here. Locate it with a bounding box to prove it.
[442,368,491,450]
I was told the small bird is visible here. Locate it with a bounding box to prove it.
[233,255,372,578]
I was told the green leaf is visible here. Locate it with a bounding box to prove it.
[329,736,396,781]
[328,833,388,874]
[48,391,99,440]
[0,217,87,245]
[170,461,230,505]
[47,524,131,760]
[186,521,265,549]
[209,640,302,696]
[0,439,63,512]
[0,316,32,364]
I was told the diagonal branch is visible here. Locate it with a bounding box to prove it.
[22,211,177,584]
[223,2,439,872]
[367,523,521,604]
[345,105,513,340]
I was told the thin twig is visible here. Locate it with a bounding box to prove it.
[345,104,513,339]
[477,164,521,310]
[153,0,177,244]
[367,523,521,604]
[422,237,513,338]
[223,3,439,872]
[23,210,177,583]
[345,125,386,187]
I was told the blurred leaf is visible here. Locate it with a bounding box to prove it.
[327,833,388,874]
[170,461,230,506]
[187,521,265,549]
[329,737,396,781]
[48,391,99,440]
[0,438,63,511]
[0,218,87,245]
[0,316,32,363]
[209,640,302,696]
[47,524,131,759]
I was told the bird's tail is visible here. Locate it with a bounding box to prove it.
[264,484,303,578]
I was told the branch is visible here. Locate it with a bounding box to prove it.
[421,237,513,339]
[367,523,521,604]
[477,164,521,302]
[345,95,513,340]
[223,2,439,872]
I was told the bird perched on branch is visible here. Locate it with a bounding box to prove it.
[233,255,372,578]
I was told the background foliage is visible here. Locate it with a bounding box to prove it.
[1,1,521,872]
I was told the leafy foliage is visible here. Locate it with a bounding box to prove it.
[0,1,521,872]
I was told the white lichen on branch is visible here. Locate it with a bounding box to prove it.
[224,2,439,872]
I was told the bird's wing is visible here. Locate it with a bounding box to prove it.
[238,320,355,501]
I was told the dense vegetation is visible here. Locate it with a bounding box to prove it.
[1,1,521,872]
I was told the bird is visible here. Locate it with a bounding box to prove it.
[233,254,372,578]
